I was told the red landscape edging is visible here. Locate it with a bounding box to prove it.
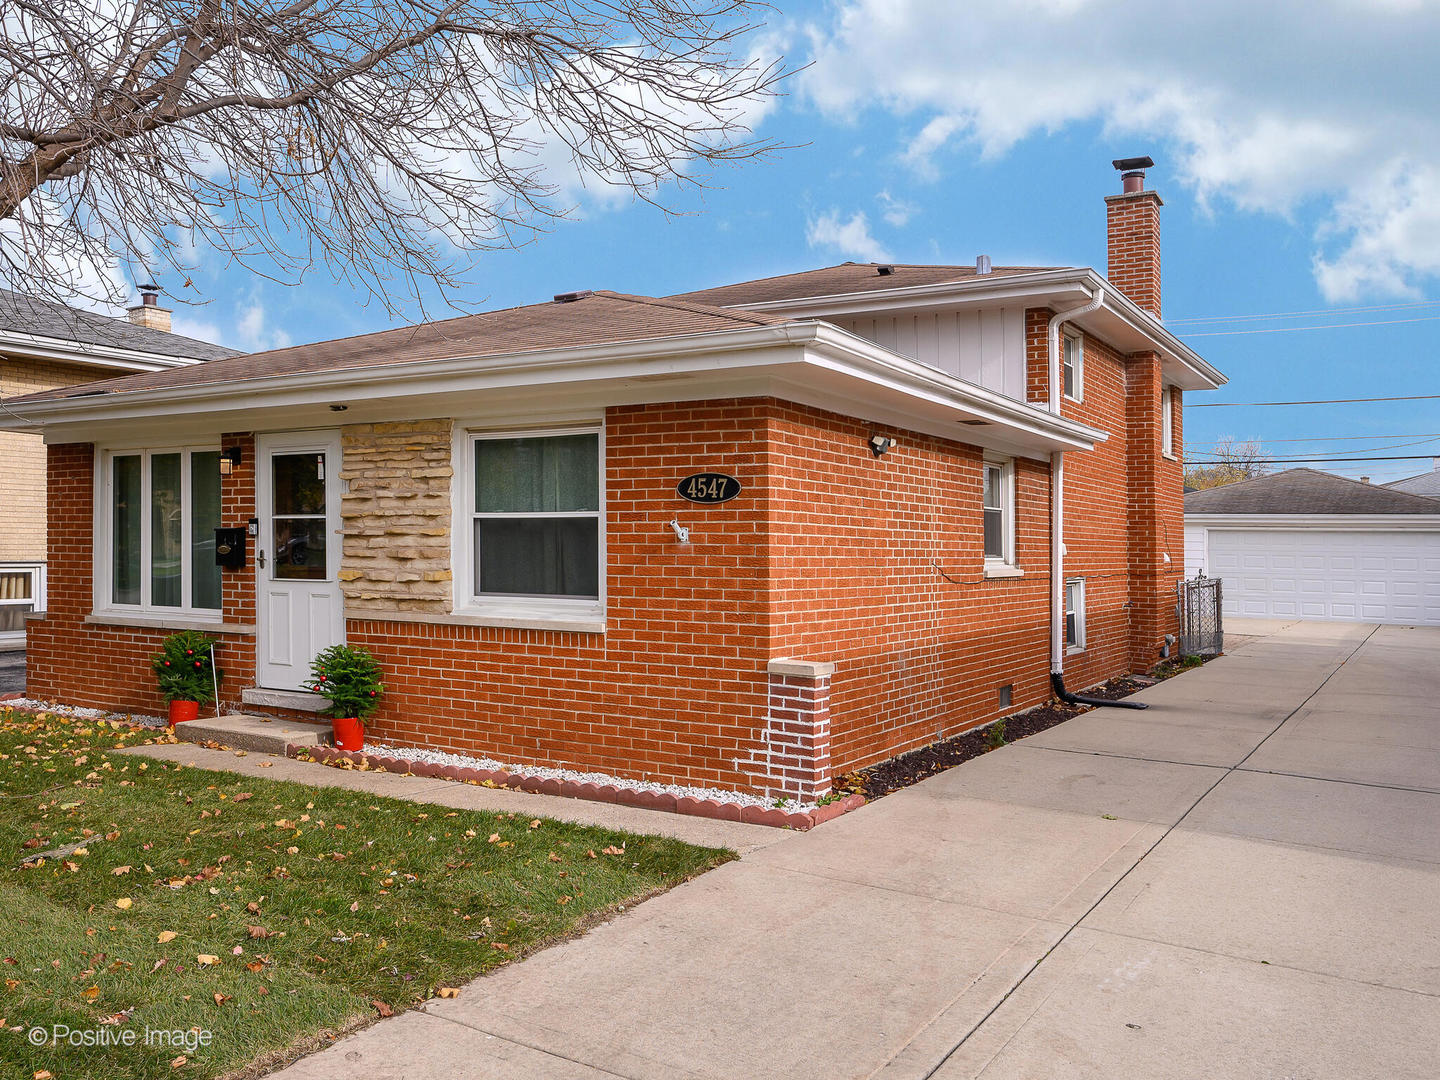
[288,743,866,831]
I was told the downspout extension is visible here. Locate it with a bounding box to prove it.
[1052,671,1149,710]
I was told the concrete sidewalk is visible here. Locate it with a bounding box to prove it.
[265,620,1440,1079]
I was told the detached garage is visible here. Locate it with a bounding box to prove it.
[1185,468,1440,626]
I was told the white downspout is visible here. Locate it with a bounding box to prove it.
[1047,289,1104,675]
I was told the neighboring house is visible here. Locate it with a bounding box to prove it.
[1185,468,1440,626]
[0,161,1225,799]
[0,287,238,648]
[1385,457,1440,499]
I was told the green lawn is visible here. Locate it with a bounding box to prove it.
[0,708,730,1079]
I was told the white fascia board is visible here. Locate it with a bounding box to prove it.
[1186,513,1440,531]
[5,320,1104,453]
[725,268,1226,393]
[0,329,204,372]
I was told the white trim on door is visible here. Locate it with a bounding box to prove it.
[255,431,345,691]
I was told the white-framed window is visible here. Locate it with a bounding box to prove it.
[0,563,44,644]
[95,446,223,617]
[982,457,1016,567]
[1161,385,1174,455]
[1065,578,1086,651]
[457,425,604,622]
[1062,331,1083,401]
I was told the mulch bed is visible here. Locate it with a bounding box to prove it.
[837,669,1181,802]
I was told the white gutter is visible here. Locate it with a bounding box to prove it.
[1046,289,1104,676]
[0,329,207,372]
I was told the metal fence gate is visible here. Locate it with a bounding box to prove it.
[1177,573,1224,656]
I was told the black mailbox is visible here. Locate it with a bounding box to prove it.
[214,527,247,569]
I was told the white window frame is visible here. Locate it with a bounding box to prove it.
[93,444,224,622]
[1161,385,1174,456]
[452,423,606,630]
[1062,330,1084,402]
[1065,577,1086,652]
[982,456,1019,575]
[0,562,45,647]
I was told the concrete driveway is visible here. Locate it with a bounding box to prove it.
[274,620,1440,1079]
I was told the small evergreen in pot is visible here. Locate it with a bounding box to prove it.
[151,630,221,726]
[303,644,384,751]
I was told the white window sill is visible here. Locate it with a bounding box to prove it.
[1063,394,1083,404]
[1067,645,1086,655]
[392,604,606,634]
[983,563,1025,579]
[85,611,255,635]
[1162,451,1178,461]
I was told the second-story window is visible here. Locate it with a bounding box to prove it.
[1063,332,1083,401]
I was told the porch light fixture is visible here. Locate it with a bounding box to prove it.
[868,434,896,458]
[219,447,243,477]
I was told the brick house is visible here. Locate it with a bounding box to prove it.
[1,163,1224,799]
[0,288,237,649]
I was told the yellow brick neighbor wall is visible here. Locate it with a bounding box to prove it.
[0,357,100,563]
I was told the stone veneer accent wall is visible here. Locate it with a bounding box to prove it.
[338,420,453,614]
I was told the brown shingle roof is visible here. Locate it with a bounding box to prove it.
[667,262,1059,308]
[1185,468,1440,516]
[12,291,794,404]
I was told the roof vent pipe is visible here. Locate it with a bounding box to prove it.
[975,255,992,275]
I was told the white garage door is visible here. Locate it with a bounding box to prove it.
[1208,529,1440,625]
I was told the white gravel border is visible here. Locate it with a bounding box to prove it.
[1,697,168,729]
[362,740,814,812]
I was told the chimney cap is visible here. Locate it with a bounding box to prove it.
[137,283,160,306]
[1112,156,1155,172]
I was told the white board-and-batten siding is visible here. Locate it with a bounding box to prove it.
[834,308,1027,401]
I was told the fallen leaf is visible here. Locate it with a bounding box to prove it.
[246,960,265,973]
[436,987,460,998]
[349,901,359,912]
[257,761,273,767]
[82,985,100,1000]
[372,999,394,1017]
[170,1055,187,1068]
[557,896,570,905]
[528,820,541,829]
[256,985,269,996]
[233,793,252,803]
[34,1072,54,1080]
[111,865,131,876]
[247,926,270,939]
[157,931,178,944]
[487,833,501,844]
[231,945,244,956]
[196,954,220,967]
[602,845,624,856]
[548,852,561,862]
[212,993,231,1006]
[114,898,133,910]
[151,959,166,973]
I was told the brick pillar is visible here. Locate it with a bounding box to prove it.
[1126,354,1182,669]
[740,659,834,801]
[218,432,257,704]
[1106,189,1162,317]
[27,443,94,698]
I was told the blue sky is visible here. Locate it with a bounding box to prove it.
[160,0,1440,484]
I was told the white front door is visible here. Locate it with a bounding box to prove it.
[256,432,345,690]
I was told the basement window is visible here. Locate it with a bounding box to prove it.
[1065,578,1086,652]
[96,447,223,616]
[459,426,604,625]
[1062,331,1083,401]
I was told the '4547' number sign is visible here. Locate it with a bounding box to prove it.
[677,472,741,504]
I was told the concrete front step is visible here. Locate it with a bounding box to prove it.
[173,713,331,755]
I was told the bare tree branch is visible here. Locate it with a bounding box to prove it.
[0,0,789,317]
[1184,437,1273,490]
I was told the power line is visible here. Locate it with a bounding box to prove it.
[1187,453,1439,463]
[1189,393,1440,408]
[1177,315,1440,337]
[1188,432,1440,444]
[1165,299,1440,325]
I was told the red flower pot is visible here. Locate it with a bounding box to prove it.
[168,700,200,727]
[332,716,364,751]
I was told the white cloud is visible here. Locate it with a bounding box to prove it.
[877,189,918,227]
[235,300,291,352]
[168,314,225,345]
[806,209,892,263]
[803,0,1440,299]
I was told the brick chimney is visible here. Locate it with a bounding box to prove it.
[127,283,172,333]
[1106,156,1162,317]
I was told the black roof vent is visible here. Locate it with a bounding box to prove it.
[553,290,593,303]
[875,265,896,276]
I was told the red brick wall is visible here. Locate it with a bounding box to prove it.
[27,442,258,714]
[30,382,1182,792]
[1105,191,1162,316]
